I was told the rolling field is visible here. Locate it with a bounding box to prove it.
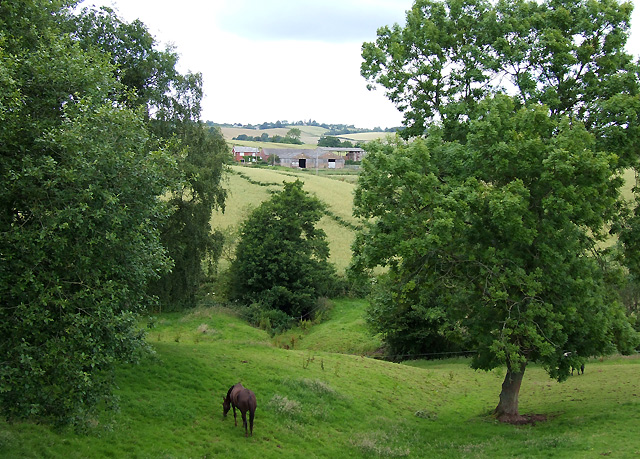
[3,155,639,458]
[212,165,359,273]
[2,299,639,458]
[339,131,393,142]
[218,125,391,147]
[224,138,319,150]
[219,126,327,146]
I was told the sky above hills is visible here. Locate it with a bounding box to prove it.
[83,0,640,129]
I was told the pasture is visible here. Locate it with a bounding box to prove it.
[219,126,326,146]
[3,158,639,458]
[339,131,393,142]
[218,124,390,148]
[1,299,639,458]
[212,165,358,273]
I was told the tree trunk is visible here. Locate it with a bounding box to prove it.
[494,362,526,423]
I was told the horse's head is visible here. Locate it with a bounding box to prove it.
[222,396,231,417]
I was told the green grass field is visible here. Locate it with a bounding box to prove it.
[3,158,639,458]
[212,165,358,273]
[273,298,383,355]
[2,299,639,458]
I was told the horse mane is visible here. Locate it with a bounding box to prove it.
[226,382,241,400]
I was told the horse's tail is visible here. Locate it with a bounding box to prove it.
[249,392,256,435]
[249,404,255,435]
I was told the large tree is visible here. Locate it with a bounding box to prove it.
[0,0,175,425]
[71,6,229,310]
[148,121,228,310]
[357,0,640,422]
[361,0,640,158]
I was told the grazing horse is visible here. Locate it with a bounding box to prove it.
[223,383,257,437]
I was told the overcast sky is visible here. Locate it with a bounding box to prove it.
[82,0,640,129]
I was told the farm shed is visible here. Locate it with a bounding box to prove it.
[317,150,345,169]
[262,148,313,169]
[261,148,346,170]
[318,147,366,162]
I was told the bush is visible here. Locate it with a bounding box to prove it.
[245,303,294,335]
[228,180,336,330]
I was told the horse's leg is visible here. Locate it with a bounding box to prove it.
[249,408,255,436]
[241,410,248,437]
[232,404,237,426]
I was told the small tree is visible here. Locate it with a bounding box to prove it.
[286,128,302,141]
[229,181,335,327]
[318,136,343,147]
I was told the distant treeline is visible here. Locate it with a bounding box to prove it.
[207,120,403,133]
[317,136,356,148]
[232,133,303,144]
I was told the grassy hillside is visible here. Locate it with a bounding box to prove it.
[339,131,392,142]
[225,138,319,150]
[213,164,637,276]
[274,298,383,356]
[219,125,392,147]
[4,154,638,458]
[212,165,358,273]
[220,126,326,146]
[622,168,637,201]
[2,301,639,458]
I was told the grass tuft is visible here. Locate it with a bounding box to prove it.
[268,395,302,418]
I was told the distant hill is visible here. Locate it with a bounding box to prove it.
[217,126,324,146]
[211,165,360,274]
[207,121,400,148]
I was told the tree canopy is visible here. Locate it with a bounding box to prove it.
[71,5,229,310]
[317,136,355,148]
[0,0,177,425]
[0,0,228,425]
[357,0,640,422]
[362,0,640,159]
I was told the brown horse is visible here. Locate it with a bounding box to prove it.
[223,382,257,437]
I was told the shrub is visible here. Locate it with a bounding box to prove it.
[228,181,336,328]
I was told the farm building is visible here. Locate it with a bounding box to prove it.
[261,148,347,170]
[318,147,366,162]
[232,146,366,169]
[232,146,266,163]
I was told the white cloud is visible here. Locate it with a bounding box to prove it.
[215,0,407,43]
[79,0,640,129]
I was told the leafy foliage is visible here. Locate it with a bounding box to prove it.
[69,5,179,114]
[317,136,354,148]
[0,0,175,425]
[149,123,229,310]
[357,0,640,418]
[362,0,640,154]
[71,5,230,310]
[356,102,637,368]
[229,181,336,330]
